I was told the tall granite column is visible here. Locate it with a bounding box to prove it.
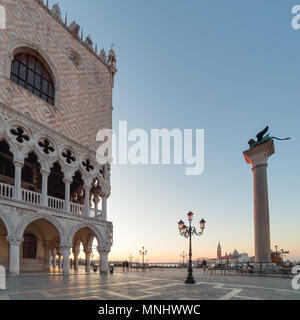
[243,139,274,263]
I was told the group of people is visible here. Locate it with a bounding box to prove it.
[122,261,131,271]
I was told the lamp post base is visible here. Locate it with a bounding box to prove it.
[185,277,196,284]
[185,268,196,284]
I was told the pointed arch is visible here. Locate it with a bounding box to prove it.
[22,147,47,172]
[0,133,20,159]
[67,222,105,247]
[0,209,13,237]
[16,213,65,243]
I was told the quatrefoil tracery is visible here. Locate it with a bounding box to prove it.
[62,150,76,164]
[99,166,105,178]
[10,127,30,144]
[82,159,94,172]
[39,139,55,155]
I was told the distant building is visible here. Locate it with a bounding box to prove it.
[205,242,252,266]
[217,241,222,260]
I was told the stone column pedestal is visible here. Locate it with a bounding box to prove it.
[243,139,274,264]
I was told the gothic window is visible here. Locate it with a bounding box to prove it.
[21,165,33,184]
[0,141,15,180]
[23,233,37,259]
[10,53,55,106]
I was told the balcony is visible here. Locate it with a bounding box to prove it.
[0,181,104,220]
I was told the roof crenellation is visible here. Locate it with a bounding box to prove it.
[34,0,117,75]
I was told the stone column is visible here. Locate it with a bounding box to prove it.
[101,195,108,221]
[61,245,71,274]
[48,248,52,271]
[7,237,22,274]
[84,186,91,218]
[94,194,100,211]
[84,247,92,273]
[41,170,50,206]
[13,161,23,201]
[58,254,63,269]
[73,248,80,272]
[64,179,72,213]
[243,139,274,263]
[52,247,57,269]
[98,249,109,274]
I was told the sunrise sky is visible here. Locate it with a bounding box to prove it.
[56,0,300,262]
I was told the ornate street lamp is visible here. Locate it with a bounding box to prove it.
[180,251,187,265]
[128,254,133,269]
[178,211,206,284]
[139,247,147,269]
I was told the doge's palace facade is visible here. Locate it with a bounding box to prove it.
[0,0,116,274]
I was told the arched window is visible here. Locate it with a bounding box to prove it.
[10,52,55,105]
[23,233,37,259]
[0,141,15,180]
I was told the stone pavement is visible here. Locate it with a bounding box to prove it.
[0,267,299,300]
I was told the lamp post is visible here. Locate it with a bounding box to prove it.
[139,247,147,269]
[180,251,187,266]
[178,212,206,284]
[275,245,278,265]
[129,254,133,269]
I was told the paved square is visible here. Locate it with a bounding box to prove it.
[0,268,299,300]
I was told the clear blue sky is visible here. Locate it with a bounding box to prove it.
[56,0,300,262]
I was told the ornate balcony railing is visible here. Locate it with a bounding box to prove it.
[70,203,84,216]
[48,196,65,211]
[90,208,103,220]
[0,182,13,199]
[22,189,41,205]
[0,182,103,220]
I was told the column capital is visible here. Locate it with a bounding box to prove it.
[60,243,72,251]
[41,169,51,176]
[83,245,93,255]
[72,249,80,255]
[97,246,110,255]
[13,160,24,167]
[243,139,275,168]
[7,236,23,245]
[63,178,73,184]
[84,185,92,192]
[101,193,110,199]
